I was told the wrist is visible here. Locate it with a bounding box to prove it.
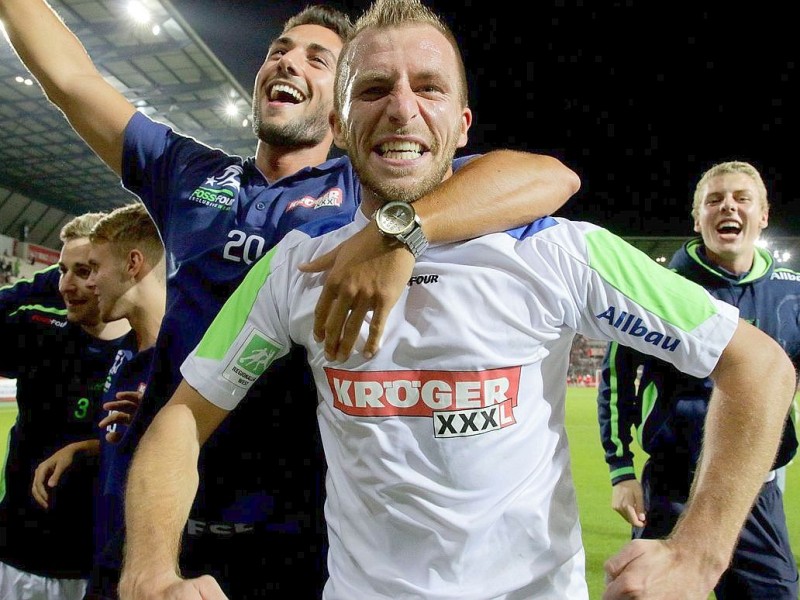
[373,201,429,259]
[663,535,730,588]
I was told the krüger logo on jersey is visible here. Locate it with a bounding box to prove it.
[324,367,521,438]
[286,187,344,211]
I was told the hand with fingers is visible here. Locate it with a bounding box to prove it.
[603,538,719,599]
[100,389,143,443]
[299,222,414,362]
[612,479,647,528]
[118,570,229,600]
[31,441,95,509]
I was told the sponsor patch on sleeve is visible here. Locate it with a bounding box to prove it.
[222,329,283,390]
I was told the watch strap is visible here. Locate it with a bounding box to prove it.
[396,217,429,259]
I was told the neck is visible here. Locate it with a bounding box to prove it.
[359,189,384,217]
[82,318,131,341]
[127,279,167,352]
[130,310,163,352]
[704,247,755,276]
[254,139,333,182]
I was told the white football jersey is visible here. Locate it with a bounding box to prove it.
[183,212,738,600]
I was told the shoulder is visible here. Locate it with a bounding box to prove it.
[125,111,239,163]
[769,267,800,285]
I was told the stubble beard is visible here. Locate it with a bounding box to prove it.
[353,132,459,204]
[252,99,330,149]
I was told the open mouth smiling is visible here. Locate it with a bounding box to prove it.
[716,220,742,235]
[377,140,425,160]
[268,82,306,103]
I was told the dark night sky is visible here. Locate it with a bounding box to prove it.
[170,0,798,238]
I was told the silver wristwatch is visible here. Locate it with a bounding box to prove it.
[374,201,429,259]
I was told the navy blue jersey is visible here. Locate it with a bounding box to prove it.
[121,112,360,404]
[88,346,154,596]
[118,113,361,596]
[0,278,135,578]
[598,240,800,484]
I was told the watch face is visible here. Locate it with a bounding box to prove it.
[378,202,414,235]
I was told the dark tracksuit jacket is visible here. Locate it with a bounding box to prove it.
[598,239,799,487]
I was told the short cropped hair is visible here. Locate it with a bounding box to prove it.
[334,0,468,115]
[90,202,164,265]
[282,5,354,42]
[60,212,107,243]
[692,161,769,219]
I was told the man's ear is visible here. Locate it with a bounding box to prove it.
[127,249,144,279]
[330,111,347,151]
[456,107,472,149]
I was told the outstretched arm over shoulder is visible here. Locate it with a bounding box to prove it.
[120,380,230,600]
[603,319,796,599]
[415,149,580,241]
[0,0,136,173]
[303,150,581,361]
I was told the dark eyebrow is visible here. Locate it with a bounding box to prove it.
[307,42,338,63]
[272,37,337,63]
[272,36,293,48]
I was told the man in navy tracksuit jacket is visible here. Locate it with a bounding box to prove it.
[597,161,799,599]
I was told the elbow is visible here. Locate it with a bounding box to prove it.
[761,337,797,410]
[563,165,582,197]
[542,153,581,201]
[776,350,797,410]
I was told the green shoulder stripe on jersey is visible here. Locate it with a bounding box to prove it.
[586,229,717,331]
[9,304,67,317]
[195,246,279,360]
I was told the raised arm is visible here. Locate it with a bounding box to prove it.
[0,0,136,173]
[596,341,647,527]
[0,264,63,319]
[603,319,796,599]
[120,380,230,600]
[303,150,581,360]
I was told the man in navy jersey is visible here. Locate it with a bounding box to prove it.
[0,213,134,600]
[0,2,580,596]
[30,203,166,599]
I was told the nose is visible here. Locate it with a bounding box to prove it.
[720,194,737,212]
[276,49,301,77]
[58,271,74,294]
[386,85,419,126]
